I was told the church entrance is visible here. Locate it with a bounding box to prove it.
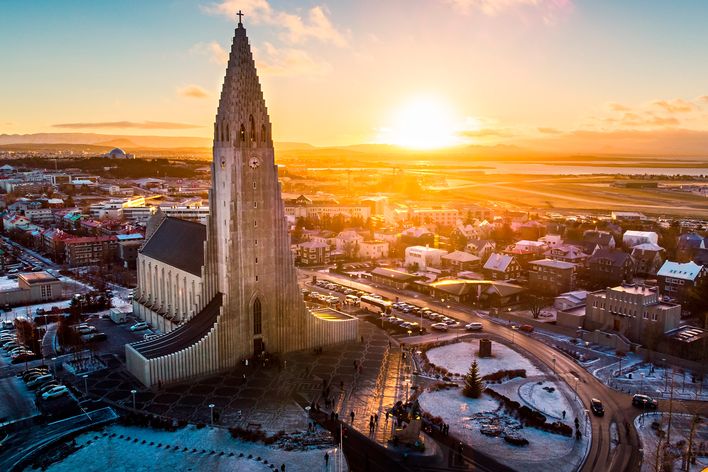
[253,338,264,357]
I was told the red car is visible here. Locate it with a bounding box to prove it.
[519,325,534,333]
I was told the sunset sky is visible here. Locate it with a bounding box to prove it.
[2,0,708,153]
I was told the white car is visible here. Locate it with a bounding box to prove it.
[430,323,449,331]
[42,385,69,400]
[130,322,149,331]
[465,322,483,331]
[27,373,54,388]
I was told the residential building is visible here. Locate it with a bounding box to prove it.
[335,230,364,259]
[528,259,577,296]
[657,260,706,306]
[554,290,588,311]
[630,243,665,276]
[429,279,525,307]
[584,284,681,345]
[587,249,634,287]
[545,244,589,265]
[0,271,63,307]
[359,240,389,260]
[406,208,459,227]
[404,245,447,270]
[583,230,616,250]
[676,233,706,262]
[296,241,330,266]
[441,250,481,272]
[24,208,54,224]
[64,235,117,267]
[465,239,496,260]
[483,253,521,281]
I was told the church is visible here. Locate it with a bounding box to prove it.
[126,15,358,387]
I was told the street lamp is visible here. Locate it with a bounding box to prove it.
[640,373,644,394]
[574,376,580,393]
[130,389,137,409]
[209,403,215,425]
[51,356,57,376]
[82,374,88,394]
[552,356,556,376]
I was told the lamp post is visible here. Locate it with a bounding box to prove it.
[552,356,556,376]
[574,376,580,393]
[640,373,644,395]
[82,374,88,395]
[663,358,669,394]
[51,356,57,376]
[209,403,215,425]
[130,389,137,409]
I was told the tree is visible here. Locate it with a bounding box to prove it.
[463,360,483,398]
[528,295,547,319]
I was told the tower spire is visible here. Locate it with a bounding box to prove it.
[237,10,244,26]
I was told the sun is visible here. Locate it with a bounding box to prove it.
[378,96,464,149]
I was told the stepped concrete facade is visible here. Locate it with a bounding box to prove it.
[127,17,357,387]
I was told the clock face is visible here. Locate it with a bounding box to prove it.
[249,156,261,169]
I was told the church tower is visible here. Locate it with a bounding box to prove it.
[126,14,357,387]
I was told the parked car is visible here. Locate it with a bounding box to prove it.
[590,398,604,416]
[632,394,658,409]
[130,322,149,331]
[27,374,54,389]
[19,367,48,379]
[87,332,107,342]
[465,322,483,331]
[36,381,62,396]
[430,323,449,331]
[42,385,69,400]
[519,325,534,333]
[12,351,41,364]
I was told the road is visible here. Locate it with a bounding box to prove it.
[300,269,708,472]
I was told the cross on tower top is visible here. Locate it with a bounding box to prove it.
[237,10,244,25]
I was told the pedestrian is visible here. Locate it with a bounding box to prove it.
[562,410,566,419]
[361,335,364,343]
[340,380,344,390]
[324,452,329,466]
[374,413,379,424]
[350,410,355,423]
[330,411,335,422]
[281,464,285,472]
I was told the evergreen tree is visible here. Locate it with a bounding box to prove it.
[463,360,483,398]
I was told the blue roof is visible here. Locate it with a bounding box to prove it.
[116,234,144,241]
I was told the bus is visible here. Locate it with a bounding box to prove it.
[359,295,392,314]
[345,294,360,305]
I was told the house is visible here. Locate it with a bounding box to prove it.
[539,234,563,248]
[400,226,435,246]
[630,243,665,276]
[657,260,706,307]
[359,240,389,260]
[296,241,330,266]
[441,250,481,272]
[583,230,616,250]
[465,239,496,260]
[528,259,577,296]
[623,230,659,248]
[483,253,521,281]
[545,244,589,265]
[510,240,548,255]
[587,249,634,287]
[584,284,681,346]
[676,233,706,261]
[370,267,421,290]
[335,230,364,259]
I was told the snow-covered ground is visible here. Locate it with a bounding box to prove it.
[419,388,585,472]
[41,424,347,472]
[1,299,72,322]
[425,340,542,377]
[518,380,573,420]
[635,412,707,472]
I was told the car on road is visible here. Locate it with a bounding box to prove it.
[87,332,107,342]
[430,322,449,331]
[465,322,483,331]
[130,322,149,331]
[632,394,658,409]
[76,325,97,334]
[590,398,604,416]
[42,385,69,400]
[519,325,534,333]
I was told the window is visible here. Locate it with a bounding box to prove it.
[253,298,262,335]
[240,124,246,142]
[253,182,256,189]
[254,202,258,208]
[261,124,267,143]
[255,239,258,246]
[249,115,256,142]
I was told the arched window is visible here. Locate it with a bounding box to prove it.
[261,124,267,143]
[226,124,230,142]
[249,115,256,142]
[253,298,262,335]
[240,124,246,143]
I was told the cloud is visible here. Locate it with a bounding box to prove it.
[190,41,229,64]
[52,121,203,130]
[178,84,210,99]
[442,0,572,22]
[698,95,708,103]
[537,127,561,134]
[608,102,629,112]
[203,1,347,47]
[255,42,332,76]
[652,98,696,113]
[458,128,513,138]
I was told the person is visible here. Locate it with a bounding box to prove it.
[562,410,566,419]
[350,410,355,423]
[281,465,285,472]
[374,413,379,424]
[361,335,364,343]
[324,452,329,466]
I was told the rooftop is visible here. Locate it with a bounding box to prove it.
[529,258,576,270]
[19,271,60,285]
[657,260,703,281]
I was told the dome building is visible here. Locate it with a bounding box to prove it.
[104,148,135,159]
